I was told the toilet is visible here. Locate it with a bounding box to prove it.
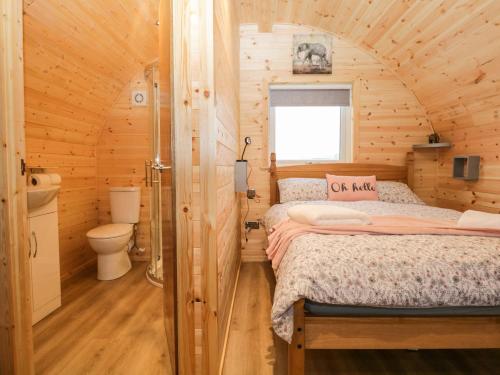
[87,187,141,280]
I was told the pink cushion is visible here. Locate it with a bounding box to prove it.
[326,174,379,201]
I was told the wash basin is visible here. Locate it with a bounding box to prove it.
[27,185,60,211]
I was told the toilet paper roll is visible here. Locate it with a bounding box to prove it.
[30,174,52,187]
[47,173,61,185]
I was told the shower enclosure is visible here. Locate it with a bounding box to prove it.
[144,62,169,287]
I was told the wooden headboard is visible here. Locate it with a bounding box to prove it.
[269,153,409,205]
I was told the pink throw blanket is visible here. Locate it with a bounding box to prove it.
[267,216,500,270]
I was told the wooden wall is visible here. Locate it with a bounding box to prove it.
[190,0,241,373]
[0,0,34,371]
[23,0,159,281]
[239,24,431,261]
[240,0,500,217]
[171,0,196,373]
[424,22,500,214]
[214,0,241,360]
[96,71,153,261]
[190,2,203,369]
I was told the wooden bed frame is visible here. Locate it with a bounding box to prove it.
[269,153,500,375]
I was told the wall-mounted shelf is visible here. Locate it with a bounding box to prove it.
[453,155,480,181]
[412,142,452,150]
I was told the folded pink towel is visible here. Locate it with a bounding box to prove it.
[266,216,500,270]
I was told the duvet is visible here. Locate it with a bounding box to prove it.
[264,201,500,342]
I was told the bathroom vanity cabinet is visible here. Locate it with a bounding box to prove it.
[29,198,62,324]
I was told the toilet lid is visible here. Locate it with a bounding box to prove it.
[87,224,133,239]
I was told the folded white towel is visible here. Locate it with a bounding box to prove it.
[458,210,500,229]
[287,204,372,226]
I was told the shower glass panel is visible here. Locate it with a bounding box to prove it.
[145,63,166,287]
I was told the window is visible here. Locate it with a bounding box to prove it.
[269,85,352,163]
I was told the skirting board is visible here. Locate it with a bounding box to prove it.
[218,260,242,375]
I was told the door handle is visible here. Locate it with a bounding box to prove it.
[151,162,171,172]
[32,231,38,258]
[28,235,32,258]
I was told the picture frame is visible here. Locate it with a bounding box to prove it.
[293,34,333,74]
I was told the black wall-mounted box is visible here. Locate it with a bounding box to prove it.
[453,155,480,181]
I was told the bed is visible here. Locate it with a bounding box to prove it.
[266,153,500,375]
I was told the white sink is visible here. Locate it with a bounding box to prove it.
[27,185,60,211]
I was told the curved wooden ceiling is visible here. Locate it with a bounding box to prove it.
[24,0,159,140]
[240,0,500,130]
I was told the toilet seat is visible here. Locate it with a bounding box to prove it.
[86,223,134,280]
[87,223,133,239]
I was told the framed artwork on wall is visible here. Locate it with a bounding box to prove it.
[293,34,332,74]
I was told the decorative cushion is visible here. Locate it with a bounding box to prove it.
[376,181,425,205]
[278,178,327,203]
[326,174,378,201]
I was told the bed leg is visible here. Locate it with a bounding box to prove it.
[288,299,305,375]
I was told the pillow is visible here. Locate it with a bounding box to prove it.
[326,174,378,201]
[287,204,372,226]
[278,178,327,203]
[458,210,500,229]
[376,181,425,205]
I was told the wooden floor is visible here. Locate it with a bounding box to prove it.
[222,262,500,375]
[34,262,170,375]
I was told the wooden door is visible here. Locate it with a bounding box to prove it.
[0,0,34,373]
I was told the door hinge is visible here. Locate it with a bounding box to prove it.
[20,158,26,176]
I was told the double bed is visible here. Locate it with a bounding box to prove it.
[266,153,500,375]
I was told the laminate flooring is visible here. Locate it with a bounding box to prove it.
[222,262,500,375]
[34,263,170,375]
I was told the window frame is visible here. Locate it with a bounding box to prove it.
[269,83,353,165]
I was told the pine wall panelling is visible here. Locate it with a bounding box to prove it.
[214,0,241,363]
[172,0,196,373]
[239,24,431,261]
[0,0,34,371]
[199,0,219,370]
[96,72,153,261]
[23,0,159,281]
[190,1,202,372]
[240,0,500,217]
[191,0,241,373]
[407,150,439,206]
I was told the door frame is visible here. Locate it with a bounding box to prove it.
[170,0,196,374]
[0,0,35,373]
[1,1,197,374]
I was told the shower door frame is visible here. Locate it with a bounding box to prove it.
[145,62,166,288]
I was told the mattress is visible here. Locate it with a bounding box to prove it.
[305,300,500,316]
[264,200,500,343]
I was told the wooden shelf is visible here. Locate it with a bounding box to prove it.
[412,142,451,150]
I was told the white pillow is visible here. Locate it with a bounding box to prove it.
[287,204,372,226]
[278,178,424,205]
[376,181,425,205]
[458,210,500,229]
[278,178,327,203]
